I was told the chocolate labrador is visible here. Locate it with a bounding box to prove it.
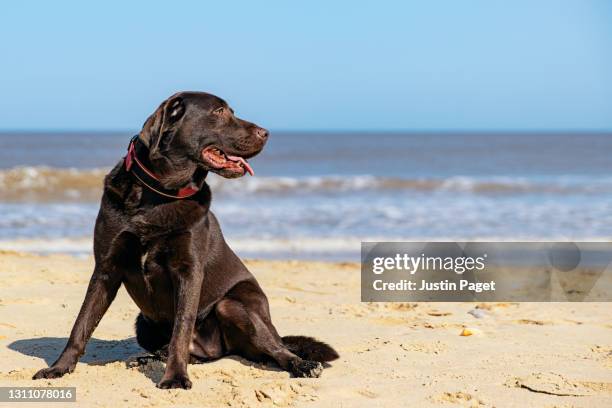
[32,91,338,389]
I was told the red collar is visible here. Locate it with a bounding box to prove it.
[125,137,200,199]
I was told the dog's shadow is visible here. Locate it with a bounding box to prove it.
[9,337,284,385]
[8,337,142,366]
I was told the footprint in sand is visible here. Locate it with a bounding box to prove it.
[431,391,489,407]
[232,381,317,407]
[356,388,378,398]
[400,341,448,355]
[590,345,612,368]
[515,319,549,326]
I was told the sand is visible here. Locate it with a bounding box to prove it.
[0,250,611,407]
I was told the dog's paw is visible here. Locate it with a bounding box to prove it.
[157,374,192,389]
[290,359,323,378]
[32,366,72,380]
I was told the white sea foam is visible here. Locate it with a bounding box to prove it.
[2,166,612,203]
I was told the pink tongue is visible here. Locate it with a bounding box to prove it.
[226,155,254,176]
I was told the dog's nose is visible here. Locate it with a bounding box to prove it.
[255,127,269,141]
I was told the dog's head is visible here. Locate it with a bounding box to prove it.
[139,91,268,186]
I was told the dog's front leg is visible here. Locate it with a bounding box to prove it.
[157,242,203,389]
[32,264,122,379]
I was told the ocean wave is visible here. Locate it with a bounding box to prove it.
[211,175,612,195]
[1,166,611,202]
[0,167,107,202]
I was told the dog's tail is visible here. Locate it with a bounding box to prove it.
[282,336,339,362]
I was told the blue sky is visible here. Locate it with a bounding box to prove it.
[1,1,610,131]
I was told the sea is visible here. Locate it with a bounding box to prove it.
[1,131,611,260]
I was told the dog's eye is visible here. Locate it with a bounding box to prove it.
[213,107,225,116]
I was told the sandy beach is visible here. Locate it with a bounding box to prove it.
[0,250,610,407]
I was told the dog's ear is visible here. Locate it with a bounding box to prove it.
[139,95,186,158]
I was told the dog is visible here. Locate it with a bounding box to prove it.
[32,91,338,389]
